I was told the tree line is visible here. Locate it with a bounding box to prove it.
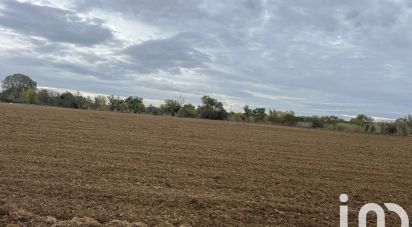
[1,73,411,136]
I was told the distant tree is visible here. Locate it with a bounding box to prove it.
[23,88,38,104]
[350,114,372,125]
[178,104,197,118]
[197,96,228,120]
[308,116,324,128]
[37,89,50,105]
[108,95,124,112]
[252,108,266,122]
[407,115,412,135]
[85,96,94,109]
[119,102,128,112]
[321,116,344,128]
[228,112,245,122]
[125,96,145,113]
[47,90,61,106]
[59,92,77,108]
[160,99,182,116]
[379,122,397,135]
[1,74,37,101]
[267,110,281,124]
[73,93,91,109]
[395,118,409,136]
[243,105,252,121]
[370,124,376,133]
[267,110,296,125]
[146,105,160,115]
[283,111,296,125]
[350,114,373,132]
[95,95,107,111]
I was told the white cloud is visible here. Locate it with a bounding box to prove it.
[245,91,302,102]
[78,9,166,44]
[15,0,75,10]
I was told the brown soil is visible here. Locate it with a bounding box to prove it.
[1,103,411,226]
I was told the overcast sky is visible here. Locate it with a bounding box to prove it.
[0,0,411,119]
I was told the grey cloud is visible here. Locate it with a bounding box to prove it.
[76,0,209,25]
[1,0,412,118]
[0,0,113,45]
[124,33,212,73]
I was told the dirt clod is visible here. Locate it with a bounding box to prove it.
[0,207,9,216]
[153,223,175,227]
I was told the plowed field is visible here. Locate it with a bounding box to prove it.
[1,103,411,226]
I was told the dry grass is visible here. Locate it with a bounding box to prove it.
[1,103,411,226]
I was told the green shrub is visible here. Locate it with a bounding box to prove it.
[336,123,364,133]
[296,122,313,128]
[197,96,228,120]
[177,104,197,118]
